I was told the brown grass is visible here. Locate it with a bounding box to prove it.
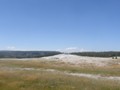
[0,70,120,90]
[0,59,120,76]
[0,59,120,90]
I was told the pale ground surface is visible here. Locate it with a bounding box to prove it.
[42,54,113,66]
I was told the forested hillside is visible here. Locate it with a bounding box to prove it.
[71,52,120,57]
[0,51,61,58]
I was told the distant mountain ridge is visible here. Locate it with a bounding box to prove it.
[0,51,61,58]
[71,51,120,57]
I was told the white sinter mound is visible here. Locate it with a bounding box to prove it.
[42,54,112,66]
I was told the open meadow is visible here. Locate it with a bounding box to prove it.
[0,54,120,90]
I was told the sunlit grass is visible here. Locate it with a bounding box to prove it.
[0,59,120,90]
[0,59,120,76]
[0,70,120,90]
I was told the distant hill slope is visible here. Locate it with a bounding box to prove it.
[0,51,61,58]
[71,51,120,57]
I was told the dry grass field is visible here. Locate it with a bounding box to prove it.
[0,55,120,90]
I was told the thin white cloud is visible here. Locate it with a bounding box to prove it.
[58,47,86,53]
[5,46,26,51]
[80,48,86,52]
[65,47,78,50]
[5,46,43,51]
[7,46,16,50]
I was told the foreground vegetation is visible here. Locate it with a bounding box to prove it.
[0,58,120,90]
[1,59,120,76]
[0,70,120,90]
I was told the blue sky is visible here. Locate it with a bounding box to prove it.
[0,0,120,51]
